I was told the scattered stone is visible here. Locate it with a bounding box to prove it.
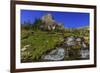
[21,45,30,52]
[64,36,76,46]
[82,42,87,48]
[76,37,81,42]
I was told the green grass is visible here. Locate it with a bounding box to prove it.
[21,27,89,62]
[21,29,64,62]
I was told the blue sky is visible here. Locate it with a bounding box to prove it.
[21,9,90,28]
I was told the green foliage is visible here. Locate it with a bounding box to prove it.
[21,18,43,31]
[21,24,31,30]
[21,30,64,62]
[71,45,81,49]
[21,18,89,62]
[32,18,43,30]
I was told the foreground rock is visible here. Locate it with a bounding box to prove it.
[80,48,89,59]
[42,48,65,61]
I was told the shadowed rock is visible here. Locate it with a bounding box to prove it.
[80,49,89,59]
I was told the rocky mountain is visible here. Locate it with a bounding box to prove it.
[38,13,64,31]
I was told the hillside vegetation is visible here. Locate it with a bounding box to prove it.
[21,14,89,62]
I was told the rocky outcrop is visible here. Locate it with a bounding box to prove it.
[62,36,88,48]
[40,13,64,31]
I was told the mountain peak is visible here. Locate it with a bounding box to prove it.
[40,13,64,31]
[41,13,55,25]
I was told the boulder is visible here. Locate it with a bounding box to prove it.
[63,36,76,47]
[76,37,81,42]
[80,49,89,59]
[42,48,65,61]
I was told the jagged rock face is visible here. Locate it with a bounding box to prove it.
[41,14,56,30]
[41,14,55,25]
[41,13,63,31]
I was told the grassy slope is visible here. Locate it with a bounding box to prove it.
[21,27,89,62]
[21,29,64,62]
